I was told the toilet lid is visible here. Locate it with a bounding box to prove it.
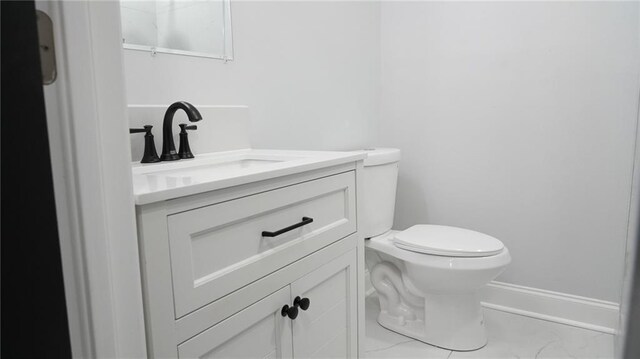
[393,225,504,257]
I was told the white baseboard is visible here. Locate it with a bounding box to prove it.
[364,267,619,334]
[480,281,619,334]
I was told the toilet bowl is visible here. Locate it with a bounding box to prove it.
[360,148,511,351]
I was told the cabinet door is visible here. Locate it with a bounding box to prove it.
[178,286,293,359]
[291,250,358,358]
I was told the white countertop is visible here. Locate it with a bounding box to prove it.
[131,148,366,205]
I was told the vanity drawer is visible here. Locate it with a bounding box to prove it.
[167,171,356,317]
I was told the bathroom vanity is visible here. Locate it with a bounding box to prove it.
[132,149,366,358]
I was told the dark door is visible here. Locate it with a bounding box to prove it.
[1,1,72,357]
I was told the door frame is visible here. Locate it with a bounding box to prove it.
[39,1,146,357]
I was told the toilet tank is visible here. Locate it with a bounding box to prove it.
[360,148,401,238]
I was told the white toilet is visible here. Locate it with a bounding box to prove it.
[362,148,511,351]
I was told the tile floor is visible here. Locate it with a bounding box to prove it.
[364,294,614,358]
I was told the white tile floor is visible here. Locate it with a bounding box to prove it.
[364,294,614,359]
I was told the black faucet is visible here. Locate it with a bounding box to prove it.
[161,101,202,161]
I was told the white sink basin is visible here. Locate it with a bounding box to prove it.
[135,155,293,177]
[132,149,366,205]
[142,158,284,178]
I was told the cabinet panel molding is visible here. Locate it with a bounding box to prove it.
[168,171,356,317]
[291,250,358,358]
[178,286,293,359]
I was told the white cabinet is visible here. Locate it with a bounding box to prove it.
[178,286,293,359]
[135,163,365,358]
[178,250,357,359]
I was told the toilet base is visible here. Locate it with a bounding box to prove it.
[375,292,488,351]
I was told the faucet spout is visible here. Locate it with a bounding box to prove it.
[161,101,202,161]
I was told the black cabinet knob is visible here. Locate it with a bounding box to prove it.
[294,296,310,311]
[281,304,298,320]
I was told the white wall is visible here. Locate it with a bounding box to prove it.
[123,1,380,151]
[122,0,640,303]
[379,1,640,302]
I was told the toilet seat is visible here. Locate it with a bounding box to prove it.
[394,225,504,257]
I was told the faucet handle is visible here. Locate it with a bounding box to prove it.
[178,123,197,159]
[130,125,160,163]
[179,124,197,132]
[129,127,147,134]
[130,125,154,134]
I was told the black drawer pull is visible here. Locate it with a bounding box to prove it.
[262,217,314,237]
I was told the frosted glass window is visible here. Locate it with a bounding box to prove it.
[120,0,233,60]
